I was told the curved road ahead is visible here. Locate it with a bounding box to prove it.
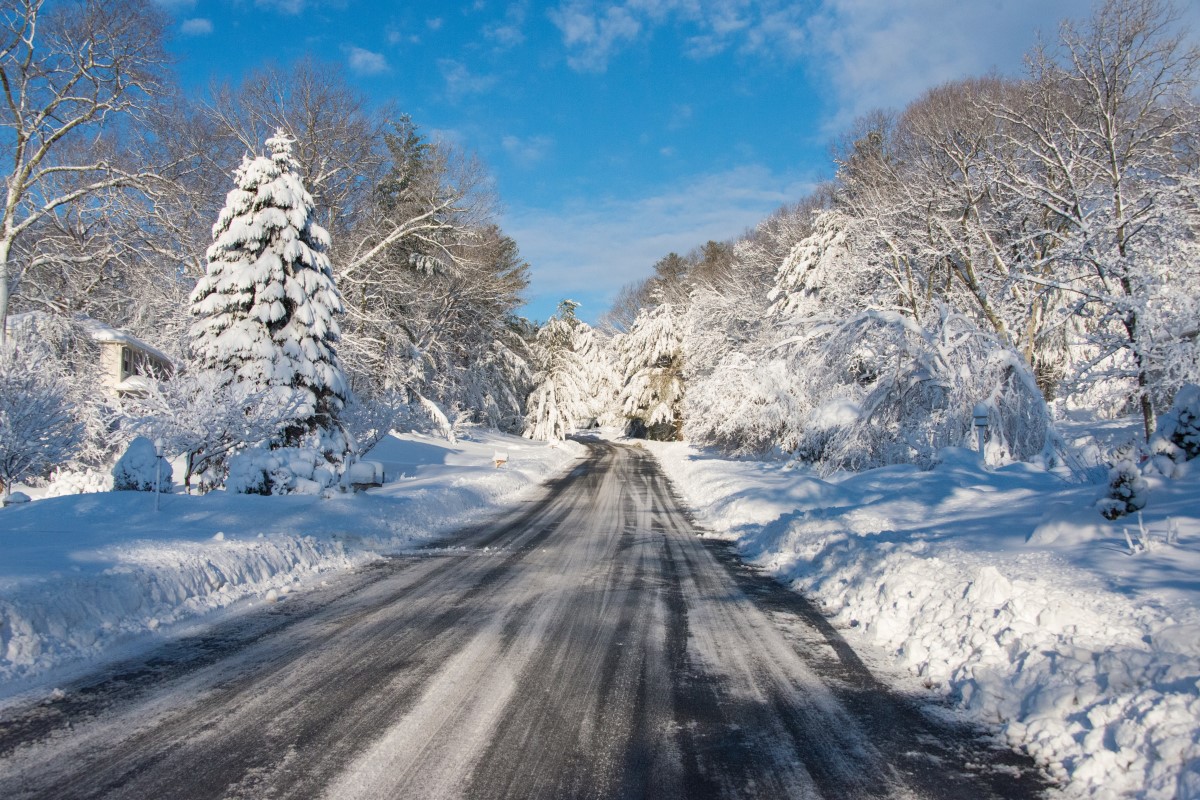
[0,441,1048,799]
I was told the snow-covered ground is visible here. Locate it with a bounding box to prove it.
[0,430,583,700]
[645,436,1200,800]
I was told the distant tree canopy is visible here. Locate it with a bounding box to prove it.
[602,0,1200,459]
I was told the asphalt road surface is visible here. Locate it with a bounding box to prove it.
[0,440,1049,799]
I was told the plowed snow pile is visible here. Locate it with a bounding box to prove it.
[0,431,582,697]
[646,440,1200,800]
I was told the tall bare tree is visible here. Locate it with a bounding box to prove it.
[0,0,167,343]
[996,0,1200,437]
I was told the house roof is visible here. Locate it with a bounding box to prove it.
[5,311,175,367]
[75,317,174,365]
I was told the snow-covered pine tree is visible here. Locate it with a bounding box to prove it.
[619,303,684,440]
[523,300,591,441]
[189,130,350,462]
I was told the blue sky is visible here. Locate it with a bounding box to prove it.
[155,0,1162,323]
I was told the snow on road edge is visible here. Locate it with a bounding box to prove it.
[0,432,584,698]
[644,440,1200,800]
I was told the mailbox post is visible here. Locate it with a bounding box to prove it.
[154,438,165,511]
[972,403,989,466]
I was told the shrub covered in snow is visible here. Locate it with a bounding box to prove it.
[1151,384,1200,467]
[43,467,113,497]
[0,343,84,499]
[125,371,308,493]
[226,446,337,496]
[3,312,119,471]
[112,436,173,492]
[1097,457,1149,520]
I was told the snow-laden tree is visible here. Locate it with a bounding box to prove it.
[3,311,121,470]
[0,343,83,500]
[189,130,350,460]
[619,303,684,440]
[575,323,622,427]
[766,209,859,319]
[683,272,787,455]
[684,353,808,456]
[523,300,591,441]
[993,0,1200,437]
[789,308,1059,472]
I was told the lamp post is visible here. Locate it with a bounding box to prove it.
[972,403,989,466]
[154,438,164,512]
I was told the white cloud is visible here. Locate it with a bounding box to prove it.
[548,0,809,71]
[505,164,815,316]
[345,46,389,76]
[804,0,1096,129]
[255,0,306,14]
[548,1,643,72]
[439,59,499,98]
[487,23,526,48]
[180,17,213,36]
[667,103,692,130]
[426,17,444,31]
[485,2,529,49]
[546,1,1191,132]
[502,134,555,167]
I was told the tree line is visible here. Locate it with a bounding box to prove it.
[537,0,1200,473]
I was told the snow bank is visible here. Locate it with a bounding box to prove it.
[646,440,1200,799]
[0,431,582,695]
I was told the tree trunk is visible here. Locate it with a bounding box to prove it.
[0,236,11,347]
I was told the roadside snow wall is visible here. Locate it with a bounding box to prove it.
[646,441,1200,800]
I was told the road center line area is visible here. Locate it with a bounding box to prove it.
[0,442,1050,799]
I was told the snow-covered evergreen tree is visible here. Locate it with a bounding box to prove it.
[523,300,591,441]
[619,303,684,440]
[189,130,350,461]
[766,210,855,318]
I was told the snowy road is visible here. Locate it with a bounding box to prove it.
[0,441,1048,799]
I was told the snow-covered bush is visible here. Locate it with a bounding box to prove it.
[684,354,806,456]
[341,390,426,453]
[0,343,84,499]
[2,312,117,470]
[1150,383,1200,466]
[124,370,307,493]
[226,446,337,496]
[43,468,113,497]
[1097,457,1149,520]
[111,436,173,492]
